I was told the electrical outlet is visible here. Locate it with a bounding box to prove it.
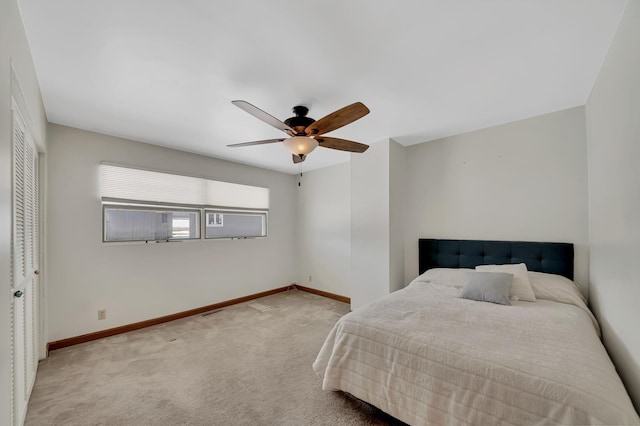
[308,275,312,282]
[98,309,107,320]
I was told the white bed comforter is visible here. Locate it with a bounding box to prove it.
[313,271,640,425]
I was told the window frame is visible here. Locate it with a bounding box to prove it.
[203,208,268,240]
[101,201,269,244]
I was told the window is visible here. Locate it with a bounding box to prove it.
[103,206,200,242]
[207,212,224,227]
[205,210,267,239]
[100,164,269,243]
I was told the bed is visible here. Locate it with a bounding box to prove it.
[313,239,640,425]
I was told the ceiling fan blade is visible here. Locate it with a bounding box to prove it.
[292,154,306,164]
[305,102,370,136]
[232,100,294,135]
[227,138,285,147]
[317,137,369,153]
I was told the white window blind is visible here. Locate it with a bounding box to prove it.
[205,180,269,209]
[100,164,269,209]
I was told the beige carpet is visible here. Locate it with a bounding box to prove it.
[25,290,406,425]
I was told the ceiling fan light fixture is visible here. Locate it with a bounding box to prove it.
[283,136,318,156]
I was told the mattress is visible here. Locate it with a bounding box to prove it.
[313,269,640,425]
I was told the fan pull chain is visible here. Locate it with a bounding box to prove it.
[298,163,302,187]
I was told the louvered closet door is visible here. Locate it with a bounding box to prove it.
[11,108,40,426]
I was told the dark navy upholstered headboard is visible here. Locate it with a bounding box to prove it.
[419,239,574,280]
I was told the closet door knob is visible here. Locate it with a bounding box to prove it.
[34,270,40,275]
[14,290,23,298]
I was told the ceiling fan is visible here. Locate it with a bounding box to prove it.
[228,100,370,163]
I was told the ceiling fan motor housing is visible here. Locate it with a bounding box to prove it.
[285,106,315,134]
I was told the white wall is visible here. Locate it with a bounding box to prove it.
[404,107,590,293]
[1,0,48,418]
[585,0,640,410]
[46,124,297,341]
[388,139,406,293]
[295,162,351,296]
[351,140,391,309]
[350,139,407,309]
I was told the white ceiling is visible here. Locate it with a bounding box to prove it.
[17,0,627,174]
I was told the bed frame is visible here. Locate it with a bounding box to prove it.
[419,238,574,280]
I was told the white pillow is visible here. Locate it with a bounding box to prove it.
[475,263,536,302]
